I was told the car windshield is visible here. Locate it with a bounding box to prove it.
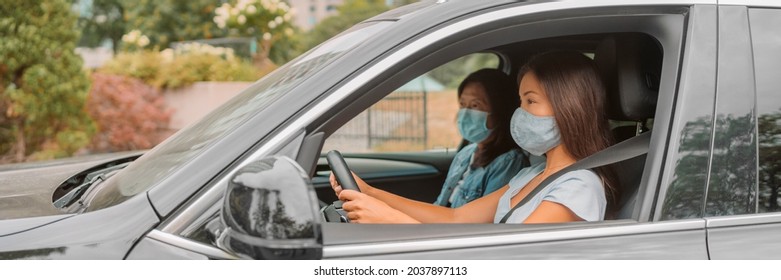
[85,21,393,211]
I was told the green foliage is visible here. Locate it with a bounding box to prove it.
[0,1,94,162]
[98,50,162,84]
[81,0,302,64]
[99,44,261,89]
[213,0,298,65]
[268,33,300,64]
[124,0,226,49]
[156,51,261,89]
[75,0,126,53]
[75,0,226,52]
[298,0,391,55]
[117,0,301,64]
[213,0,294,39]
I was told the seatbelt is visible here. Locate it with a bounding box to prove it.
[499,132,651,223]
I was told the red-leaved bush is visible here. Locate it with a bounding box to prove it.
[87,73,172,152]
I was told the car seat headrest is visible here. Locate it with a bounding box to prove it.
[594,34,663,121]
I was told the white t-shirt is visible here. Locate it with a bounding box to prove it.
[493,162,606,223]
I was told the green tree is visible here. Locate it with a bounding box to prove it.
[74,0,126,53]
[213,0,298,67]
[124,0,225,50]
[0,1,94,163]
[297,0,391,54]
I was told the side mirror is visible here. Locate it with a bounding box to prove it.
[215,156,322,259]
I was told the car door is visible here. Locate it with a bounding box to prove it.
[703,2,781,259]
[127,0,717,259]
[318,2,716,259]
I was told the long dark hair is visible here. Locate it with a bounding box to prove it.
[518,51,620,214]
[457,68,521,168]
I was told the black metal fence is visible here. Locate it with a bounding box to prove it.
[329,90,428,151]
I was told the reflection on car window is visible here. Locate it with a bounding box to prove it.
[660,115,710,220]
[86,22,393,212]
[322,53,499,153]
[751,8,781,213]
[703,7,760,217]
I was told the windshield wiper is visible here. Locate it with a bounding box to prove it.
[53,162,130,209]
[53,176,104,209]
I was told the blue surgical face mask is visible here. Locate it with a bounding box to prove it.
[510,107,561,156]
[457,108,492,143]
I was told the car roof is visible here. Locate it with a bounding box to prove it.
[368,0,714,23]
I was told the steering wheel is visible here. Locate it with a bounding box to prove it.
[325,150,361,193]
[322,150,360,222]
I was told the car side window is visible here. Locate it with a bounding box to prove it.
[321,53,499,153]
[701,6,759,217]
[704,7,781,217]
[751,8,781,213]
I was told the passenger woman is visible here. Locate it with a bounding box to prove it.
[435,69,529,208]
[331,51,618,223]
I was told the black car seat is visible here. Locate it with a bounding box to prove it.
[594,33,663,219]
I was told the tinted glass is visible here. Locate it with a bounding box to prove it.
[751,8,781,213]
[660,7,718,220]
[661,116,711,219]
[705,7,757,217]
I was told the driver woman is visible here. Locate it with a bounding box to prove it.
[435,69,530,208]
[330,51,618,223]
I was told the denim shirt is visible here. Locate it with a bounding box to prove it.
[493,162,606,223]
[434,144,527,208]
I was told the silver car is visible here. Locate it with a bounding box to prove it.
[1,0,780,259]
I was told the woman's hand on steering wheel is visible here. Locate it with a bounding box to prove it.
[329,171,370,197]
[338,190,419,224]
[325,150,417,223]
